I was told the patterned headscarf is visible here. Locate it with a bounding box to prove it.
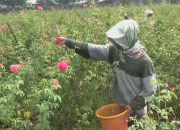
[106,19,144,54]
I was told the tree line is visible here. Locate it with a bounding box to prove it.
[0,0,179,8]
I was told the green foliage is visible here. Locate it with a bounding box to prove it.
[139,5,180,83]
[0,4,180,129]
[129,80,179,130]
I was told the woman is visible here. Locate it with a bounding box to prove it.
[57,18,157,127]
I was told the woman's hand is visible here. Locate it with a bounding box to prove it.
[127,105,134,115]
[54,36,67,45]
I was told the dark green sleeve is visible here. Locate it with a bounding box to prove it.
[65,39,90,59]
[108,45,117,64]
[130,96,146,111]
[65,39,118,62]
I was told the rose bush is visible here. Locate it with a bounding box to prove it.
[0,4,180,130]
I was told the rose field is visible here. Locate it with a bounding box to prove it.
[0,4,180,130]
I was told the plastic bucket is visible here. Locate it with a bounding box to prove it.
[96,103,129,130]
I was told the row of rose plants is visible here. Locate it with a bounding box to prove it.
[0,35,70,129]
[0,4,180,129]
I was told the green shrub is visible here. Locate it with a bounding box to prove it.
[0,5,180,129]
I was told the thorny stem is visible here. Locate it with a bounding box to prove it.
[7,22,18,45]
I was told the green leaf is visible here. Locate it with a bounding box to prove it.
[53,95,61,103]
[170,91,178,99]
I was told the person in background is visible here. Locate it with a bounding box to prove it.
[144,9,154,20]
[144,9,155,26]
[57,17,157,128]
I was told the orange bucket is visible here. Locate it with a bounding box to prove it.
[96,103,129,130]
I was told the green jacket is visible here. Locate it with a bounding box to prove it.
[65,39,157,116]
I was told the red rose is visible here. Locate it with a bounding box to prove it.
[54,37,63,45]
[9,64,19,73]
[56,60,68,72]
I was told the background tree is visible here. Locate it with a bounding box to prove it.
[0,0,26,8]
[37,0,76,6]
